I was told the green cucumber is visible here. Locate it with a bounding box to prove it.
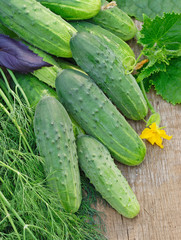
[0,0,77,57]
[37,0,101,20]
[34,96,82,213]
[70,21,135,69]
[70,32,148,120]
[56,69,146,166]
[77,135,140,218]
[89,0,137,41]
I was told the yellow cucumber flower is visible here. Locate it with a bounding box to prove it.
[140,123,172,148]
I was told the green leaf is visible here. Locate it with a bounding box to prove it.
[142,77,153,93]
[137,60,167,83]
[139,13,181,54]
[116,0,181,21]
[152,57,181,105]
[137,13,181,85]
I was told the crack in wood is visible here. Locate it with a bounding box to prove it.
[126,228,130,240]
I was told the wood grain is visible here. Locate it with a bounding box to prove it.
[97,93,181,240]
[96,21,181,240]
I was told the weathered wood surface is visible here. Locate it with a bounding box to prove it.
[96,21,181,240]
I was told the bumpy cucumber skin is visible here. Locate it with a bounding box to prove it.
[77,136,140,218]
[70,32,148,120]
[70,21,135,69]
[37,0,101,20]
[89,0,137,41]
[0,0,77,57]
[34,96,82,213]
[56,69,146,166]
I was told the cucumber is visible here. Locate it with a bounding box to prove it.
[89,0,137,41]
[0,0,77,57]
[70,21,135,69]
[15,73,84,137]
[70,32,148,120]
[56,69,146,166]
[37,0,101,20]
[77,135,140,218]
[34,96,82,213]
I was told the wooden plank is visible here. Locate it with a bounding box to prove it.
[96,21,181,240]
[97,92,181,240]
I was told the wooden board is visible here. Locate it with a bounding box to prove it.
[96,21,181,240]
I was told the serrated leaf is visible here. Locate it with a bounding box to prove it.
[137,60,167,83]
[139,13,181,54]
[143,77,153,93]
[137,13,181,85]
[116,0,181,21]
[152,57,181,105]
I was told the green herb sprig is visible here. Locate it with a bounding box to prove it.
[0,69,106,240]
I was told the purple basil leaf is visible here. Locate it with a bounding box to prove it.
[0,34,52,73]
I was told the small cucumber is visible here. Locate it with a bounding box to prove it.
[34,96,82,213]
[89,0,137,41]
[77,135,140,218]
[37,0,101,20]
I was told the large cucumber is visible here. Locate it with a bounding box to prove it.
[70,32,148,120]
[0,0,77,57]
[77,136,140,218]
[34,96,82,213]
[56,69,146,166]
[37,0,101,20]
[70,21,135,69]
[89,0,137,41]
